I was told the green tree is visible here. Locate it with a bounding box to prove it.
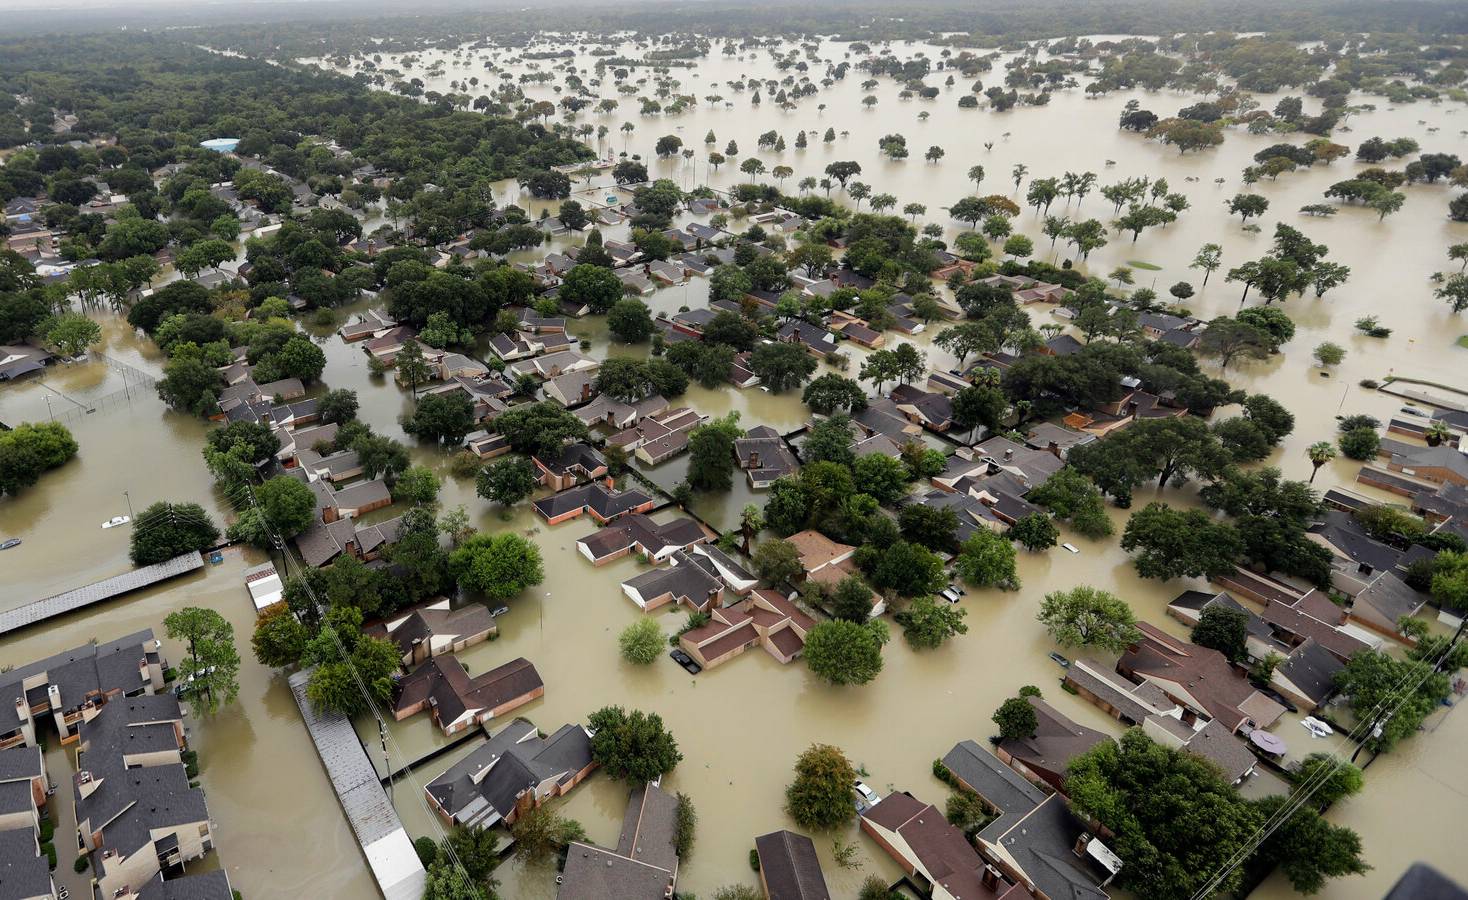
[476,457,536,508]
[828,574,877,622]
[1037,586,1141,653]
[1121,503,1242,580]
[802,374,868,414]
[895,596,969,649]
[560,263,625,313]
[1251,796,1370,895]
[251,606,309,668]
[608,298,654,342]
[509,806,587,865]
[1338,427,1380,461]
[394,340,432,396]
[752,537,803,586]
[993,696,1039,740]
[130,501,219,565]
[750,342,818,391]
[587,706,682,782]
[493,403,589,458]
[1066,730,1265,900]
[156,356,224,416]
[318,389,359,425]
[860,539,946,597]
[1292,753,1365,809]
[619,618,665,665]
[785,743,858,830]
[804,619,887,685]
[953,529,1020,590]
[1191,606,1249,662]
[449,532,544,600]
[254,474,315,537]
[44,312,101,357]
[687,413,742,491]
[1009,512,1059,551]
[392,465,441,505]
[164,606,241,714]
[403,391,475,445]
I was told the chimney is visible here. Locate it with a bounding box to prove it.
[1003,448,1014,461]
[1074,833,1091,856]
[748,449,760,469]
[982,865,1001,890]
[581,380,593,403]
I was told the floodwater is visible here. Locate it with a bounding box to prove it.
[2,33,1466,900]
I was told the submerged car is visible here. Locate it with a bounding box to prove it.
[669,648,702,675]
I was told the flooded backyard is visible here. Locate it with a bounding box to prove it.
[3,32,1468,900]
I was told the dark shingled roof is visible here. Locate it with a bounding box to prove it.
[0,828,51,900]
[1273,638,1345,706]
[136,870,234,900]
[392,656,543,729]
[755,830,831,900]
[426,719,591,827]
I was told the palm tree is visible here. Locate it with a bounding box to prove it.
[1425,420,1452,446]
[1306,441,1337,484]
[739,504,765,554]
[1011,163,1028,192]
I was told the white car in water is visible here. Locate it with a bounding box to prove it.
[101,515,131,529]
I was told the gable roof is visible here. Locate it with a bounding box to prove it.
[755,830,831,900]
[996,697,1110,783]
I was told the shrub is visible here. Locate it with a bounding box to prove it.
[75,855,90,873]
[413,835,439,867]
[619,618,665,665]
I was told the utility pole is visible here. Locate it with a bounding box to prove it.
[123,490,134,520]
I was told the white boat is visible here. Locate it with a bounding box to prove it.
[101,515,131,529]
[1301,716,1334,738]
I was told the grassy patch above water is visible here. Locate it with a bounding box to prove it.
[1128,260,1163,270]
[1457,335,1468,349]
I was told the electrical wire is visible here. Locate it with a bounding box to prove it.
[237,479,482,896]
[1188,624,1465,899]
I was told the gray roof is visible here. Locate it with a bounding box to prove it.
[0,828,50,900]
[0,630,158,733]
[77,694,183,765]
[136,870,234,900]
[984,795,1109,900]
[75,761,208,859]
[0,747,43,783]
[1183,719,1258,783]
[558,842,671,900]
[426,719,591,827]
[755,830,831,900]
[1274,638,1345,706]
[943,741,1046,845]
[616,782,680,874]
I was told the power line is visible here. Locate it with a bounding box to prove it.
[238,480,482,896]
[1188,621,1466,899]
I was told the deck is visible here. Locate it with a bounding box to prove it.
[0,551,204,637]
[289,669,426,900]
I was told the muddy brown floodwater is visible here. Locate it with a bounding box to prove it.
[3,32,1467,900]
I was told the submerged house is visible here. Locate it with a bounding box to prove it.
[383,600,498,667]
[392,657,544,736]
[1,631,168,749]
[620,544,757,611]
[425,717,594,829]
[558,782,681,900]
[678,590,816,669]
[576,515,709,567]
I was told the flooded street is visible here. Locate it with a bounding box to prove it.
[4,32,1468,900]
